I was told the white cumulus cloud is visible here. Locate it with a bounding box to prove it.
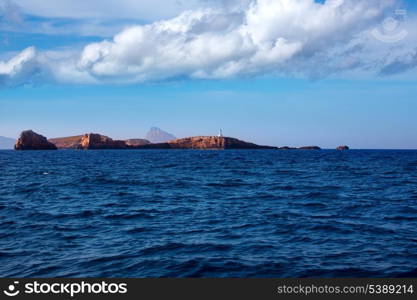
[1,0,416,87]
[0,47,40,86]
[0,47,35,75]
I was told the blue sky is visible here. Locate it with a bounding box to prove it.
[1,0,417,149]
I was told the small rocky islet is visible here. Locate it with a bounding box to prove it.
[14,130,57,150]
[336,145,350,150]
[14,130,333,151]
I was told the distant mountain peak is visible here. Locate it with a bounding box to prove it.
[0,136,16,149]
[145,127,176,143]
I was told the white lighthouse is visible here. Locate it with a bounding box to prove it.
[218,129,223,137]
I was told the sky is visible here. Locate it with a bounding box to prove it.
[1,0,417,149]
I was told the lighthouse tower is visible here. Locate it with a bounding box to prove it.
[218,129,223,137]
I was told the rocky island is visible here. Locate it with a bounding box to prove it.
[337,145,350,150]
[14,130,57,150]
[49,134,150,149]
[298,146,322,150]
[139,136,276,150]
[14,130,323,151]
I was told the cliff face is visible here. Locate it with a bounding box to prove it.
[170,136,227,149]
[139,136,276,150]
[15,130,57,150]
[78,133,127,150]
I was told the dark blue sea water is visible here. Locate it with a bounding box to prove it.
[1,150,417,278]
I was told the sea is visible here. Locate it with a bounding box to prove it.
[1,149,417,278]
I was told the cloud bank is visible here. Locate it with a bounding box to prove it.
[12,0,202,21]
[1,0,416,87]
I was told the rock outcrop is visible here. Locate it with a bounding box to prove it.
[145,127,176,143]
[78,133,127,150]
[138,136,276,150]
[336,145,350,150]
[15,130,57,150]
